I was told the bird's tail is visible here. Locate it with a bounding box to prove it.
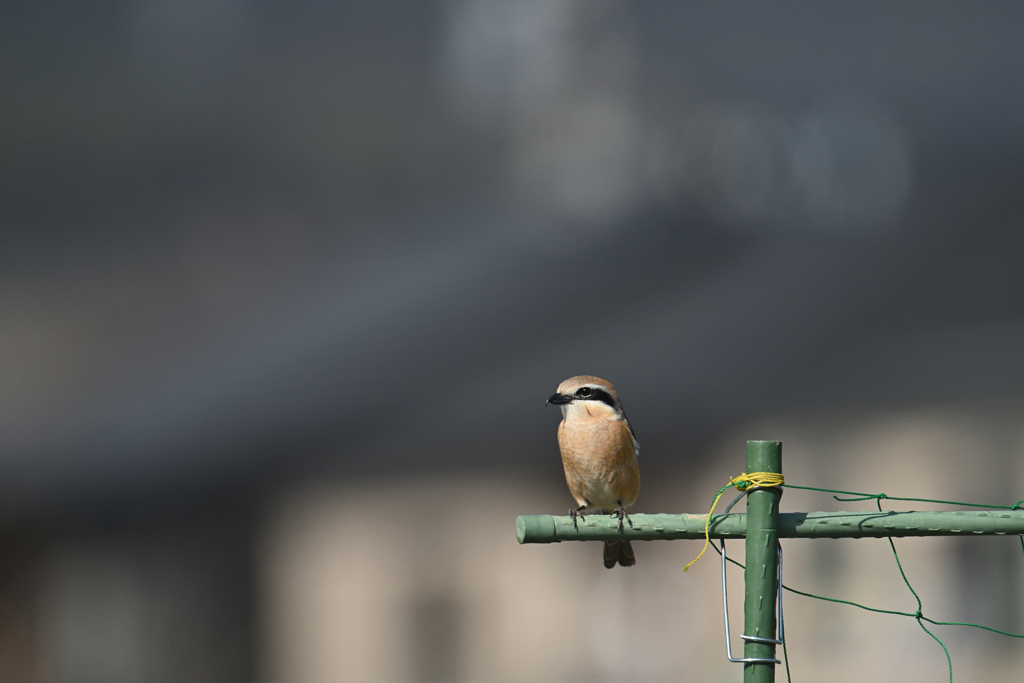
[603,540,636,569]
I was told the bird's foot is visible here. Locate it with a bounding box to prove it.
[569,506,587,531]
[611,506,633,532]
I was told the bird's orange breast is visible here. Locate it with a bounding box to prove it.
[558,415,640,513]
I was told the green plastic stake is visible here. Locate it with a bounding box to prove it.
[515,509,1024,543]
[744,440,782,683]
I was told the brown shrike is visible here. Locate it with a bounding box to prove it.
[547,375,640,568]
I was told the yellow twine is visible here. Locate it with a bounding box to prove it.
[682,471,785,572]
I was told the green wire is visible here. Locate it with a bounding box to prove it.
[783,483,1024,511]
[781,592,792,683]
[875,493,953,683]
[713,484,1024,682]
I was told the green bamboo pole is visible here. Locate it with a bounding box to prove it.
[516,509,1024,543]
[743,441,782,683]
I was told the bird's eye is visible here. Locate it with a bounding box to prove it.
[578,387,592,397]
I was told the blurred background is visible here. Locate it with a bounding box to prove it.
[2,2,1024,682]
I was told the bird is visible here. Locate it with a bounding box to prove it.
[547,375,640,568]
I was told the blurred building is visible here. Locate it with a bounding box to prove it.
[1,2,1024,682]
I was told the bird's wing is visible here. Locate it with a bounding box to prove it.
[622,414,640,457]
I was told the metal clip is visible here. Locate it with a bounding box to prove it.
[720,490,784,665]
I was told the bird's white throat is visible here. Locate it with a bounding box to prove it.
[561,400,620,422]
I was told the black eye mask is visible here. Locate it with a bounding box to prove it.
[577,387,617,409]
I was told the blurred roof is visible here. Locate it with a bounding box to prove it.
[2,1,1024,511]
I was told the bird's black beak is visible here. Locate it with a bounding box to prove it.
[546,393,572,406]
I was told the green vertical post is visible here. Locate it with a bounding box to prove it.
[744,440,782,683]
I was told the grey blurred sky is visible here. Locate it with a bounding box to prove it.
[2,1,1023,511]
